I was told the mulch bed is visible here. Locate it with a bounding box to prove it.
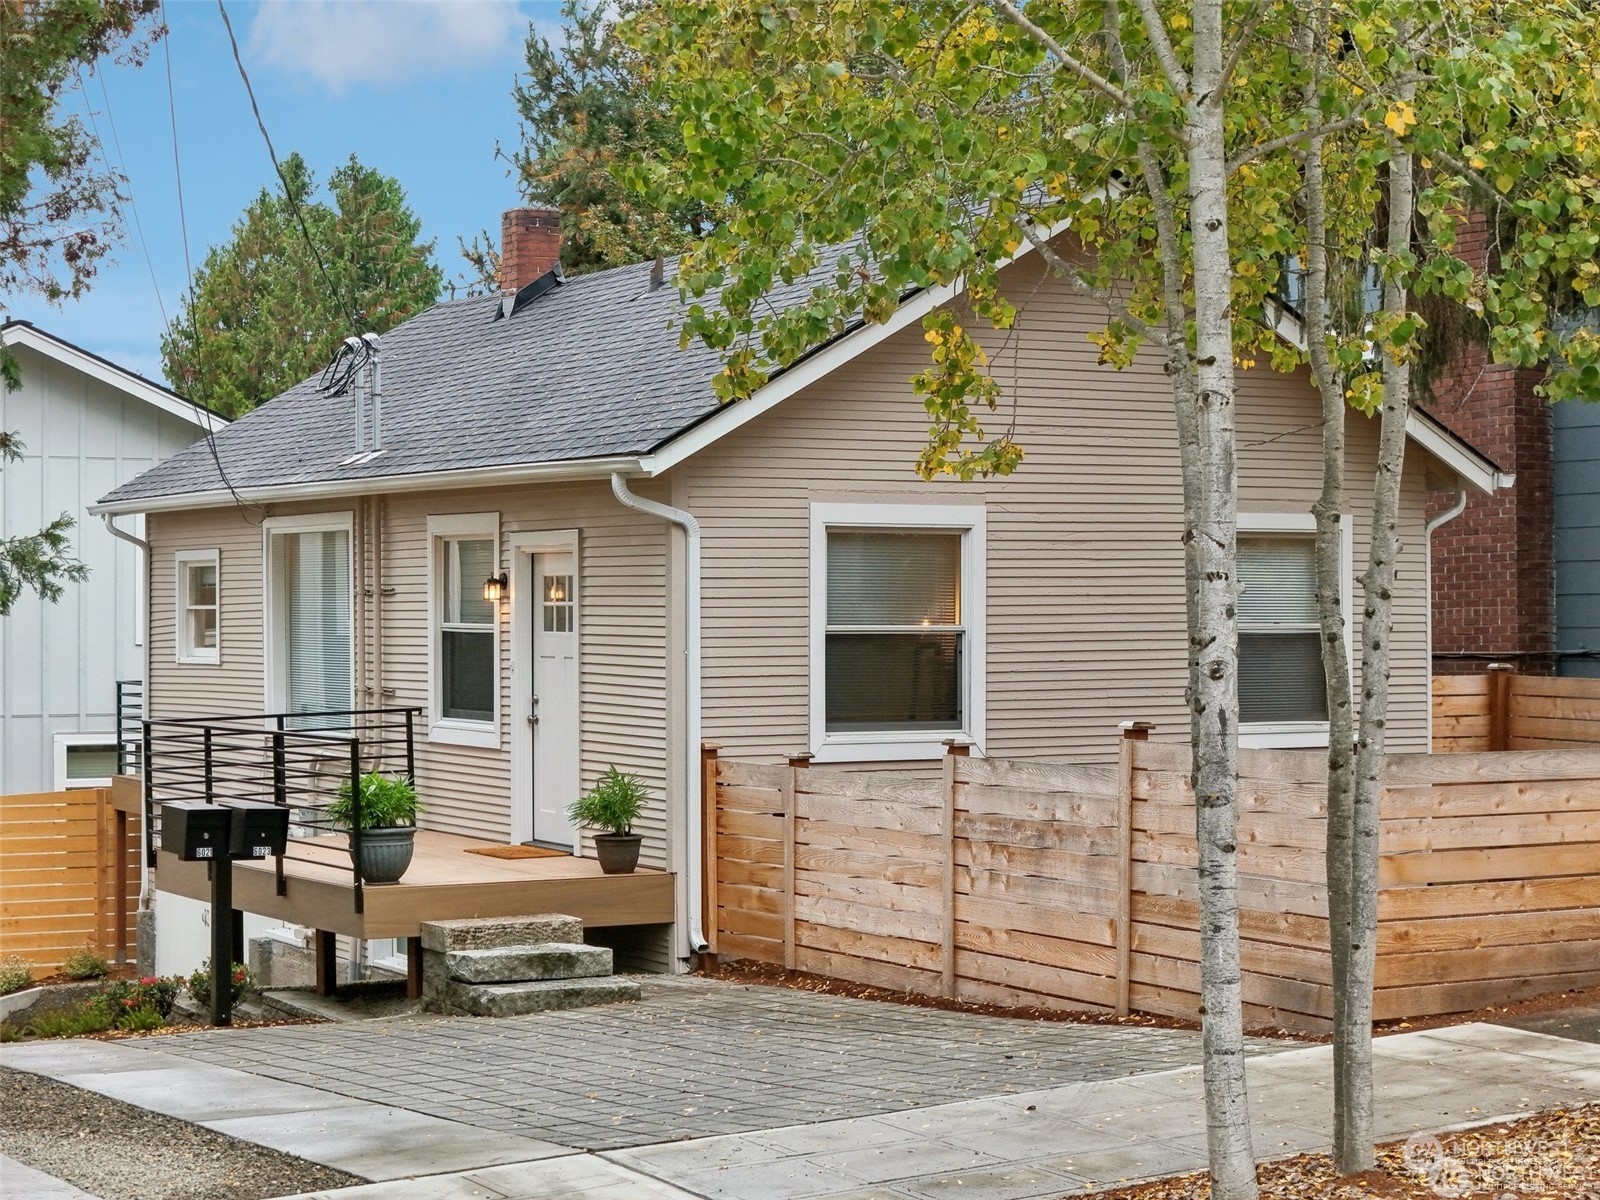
[1083,1104,1600,1198]
[699,960,1600,1043]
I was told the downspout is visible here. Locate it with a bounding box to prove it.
[609,473,709,956]
[1424,488,1469,750]
[102,514,154,909]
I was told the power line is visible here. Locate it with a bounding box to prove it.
[158,0,195,310]
[157,0,263,522]
[214,0,366,334]
[80,65,170,333]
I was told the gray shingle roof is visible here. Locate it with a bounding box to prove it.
[97,255,851,507]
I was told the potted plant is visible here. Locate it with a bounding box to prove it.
[326,771,420,884]
[568,766,647,874]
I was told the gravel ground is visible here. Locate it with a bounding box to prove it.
[0,1067,359,1200]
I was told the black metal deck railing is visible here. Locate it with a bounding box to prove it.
[116,679,144,776]
[141,708,420,914]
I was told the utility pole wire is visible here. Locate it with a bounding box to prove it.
[214,0,367,334]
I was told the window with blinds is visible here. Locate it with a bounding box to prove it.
[825,529,963,732]
[440,538,495,722]
[271,528,352,720]
[1238,535,1329,724]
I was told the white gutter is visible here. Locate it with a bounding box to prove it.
[102,514,155,910]
[1424,488,1471,749]
[89,455,646,517]
[609,473,709,956]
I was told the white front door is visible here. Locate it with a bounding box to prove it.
[531,551,579,846]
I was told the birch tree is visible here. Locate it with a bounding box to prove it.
[1287,1,1600,1172]
[628,3,1364,1193]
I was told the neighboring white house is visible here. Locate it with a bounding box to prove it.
[1,321,221,794]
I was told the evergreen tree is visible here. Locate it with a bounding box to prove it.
[161,153,442,417]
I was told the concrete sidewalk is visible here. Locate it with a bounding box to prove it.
[5,1021,1597,1199]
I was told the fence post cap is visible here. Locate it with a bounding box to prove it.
[701,741,724,752]
[942,738,971,756]
[1119,721,1155,740]
[786,752,813,768]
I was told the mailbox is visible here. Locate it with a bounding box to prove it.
[161,801,232,862]
[223,800,289,859]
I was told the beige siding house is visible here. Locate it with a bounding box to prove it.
[96,210,1508,970]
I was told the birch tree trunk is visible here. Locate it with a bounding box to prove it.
[1183,4,1256,1193]
[1336,81,1419,1176]
[1293,6,1359,1170]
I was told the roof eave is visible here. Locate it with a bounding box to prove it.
[2,321,226,433]
[89,454,648,516]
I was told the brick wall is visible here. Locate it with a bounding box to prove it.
[1424,217,1556,675]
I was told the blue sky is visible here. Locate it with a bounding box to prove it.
[8,0,565,384]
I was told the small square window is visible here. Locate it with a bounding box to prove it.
[176,550,220,664]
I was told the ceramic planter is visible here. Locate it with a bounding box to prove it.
[592,832,642,874]
[351,825,416,884]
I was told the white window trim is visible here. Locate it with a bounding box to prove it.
[809,502,986,763]
[53,732,118,791]
[262,512,356,715]
[174,548,221,664]
[1237,511,1352,750]
[426,513,501,749]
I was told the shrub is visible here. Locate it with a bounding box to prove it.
[568,766,648,835]
[103,976,183,1020]
[119,1005,164,1032]
[28,999,115,1038]
[326,772,419,830]
[0,955,32,995]
[61,946,109,980]
[187,960,253,1008]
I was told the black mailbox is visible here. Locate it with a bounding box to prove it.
[161,801,232,862]
[223,800,289,859]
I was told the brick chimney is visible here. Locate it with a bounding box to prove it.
[499,207,563,293]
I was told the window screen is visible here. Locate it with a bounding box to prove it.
[825,529,962,732]
[1238,536,1329,724]
[441,538,494,722]
[66,744,118,785]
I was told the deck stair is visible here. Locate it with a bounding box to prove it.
[419,914,641,1017]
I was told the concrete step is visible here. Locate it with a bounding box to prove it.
[438,975,642,1017]
[445,942,612,984]
[419,914,584,953]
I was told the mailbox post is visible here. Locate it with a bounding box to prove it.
[161,799,289,1026]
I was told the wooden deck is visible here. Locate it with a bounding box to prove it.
[155,830,675,940]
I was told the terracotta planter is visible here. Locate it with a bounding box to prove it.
[351,825,416,885]
[593,832,642,875]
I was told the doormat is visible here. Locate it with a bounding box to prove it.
[465,844,569,860]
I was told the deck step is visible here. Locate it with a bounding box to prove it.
[419,913,584,953]
[439,975,642,1017]
[445,943,612,984]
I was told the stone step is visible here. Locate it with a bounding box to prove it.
[445,942,612,984]
[438,975,641,1017]
[419,913,584,953]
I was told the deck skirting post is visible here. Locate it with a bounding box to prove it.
[314,929,338,997]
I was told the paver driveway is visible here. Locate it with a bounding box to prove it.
[145,977,1284,1151]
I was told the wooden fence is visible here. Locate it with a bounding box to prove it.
[707,737,1600,1032]
[1434,669,1600,752]
[0,789,139,976]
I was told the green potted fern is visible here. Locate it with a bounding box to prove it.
[568,766,647,874]
[326,771,420,885]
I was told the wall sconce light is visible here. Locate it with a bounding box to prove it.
[545,575,568,603]
[482,572,508,603]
